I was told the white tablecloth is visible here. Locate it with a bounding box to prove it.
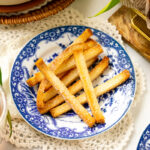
[0,0,149,150]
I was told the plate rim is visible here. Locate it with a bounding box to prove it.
[10,25,136,140]
[137,124,150,150]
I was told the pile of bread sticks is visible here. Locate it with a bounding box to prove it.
[26,29,130,127]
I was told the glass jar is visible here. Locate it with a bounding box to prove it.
[0,87,7,129]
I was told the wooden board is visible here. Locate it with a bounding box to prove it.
[108,6,150,61]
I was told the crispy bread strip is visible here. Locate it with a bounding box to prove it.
[36,79,49,108]
[39,43,97,96]
[49,29,93,72]
[27,72,65,90]
[73,48,105,123]
[36,58,95,127]
[27,43,102,87]
[26,39,97,87]
[27,72,43,87]
[73,29,93,43]
[55,44,103,75]
[38,57,109,114]
[50,70,130,117]
[43,57,97,102]
[44,72,67,91]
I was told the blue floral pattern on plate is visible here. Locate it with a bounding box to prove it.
[10,25,136,140]
[137,124,150,150]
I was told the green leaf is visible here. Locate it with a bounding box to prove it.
[0,68,2,86]
[7,110,12,138]
[90,0,120,17]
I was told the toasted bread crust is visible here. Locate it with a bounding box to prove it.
[36,58,95,127]
[38,57,109,114]
[50,70,130,117]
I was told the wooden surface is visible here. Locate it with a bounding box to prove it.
[109,6,150,61]
[0,0,74,24]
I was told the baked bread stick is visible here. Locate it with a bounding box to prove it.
[55,44,103,75]
[27,43,102,87]
[38,44,98,98]
[36,79,49,108]
[43,58,96,92]
[50,70,130,117]
[44,72,67,91]
[49,29,93,72]
[27,72,65,90]
[35,58,95,127]
[38,57,109,114]
[73,48,105,123]
[73,29,93,43]
[43,57,97,102]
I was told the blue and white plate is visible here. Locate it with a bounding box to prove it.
[10,25,136,140]
[137,124,150,150]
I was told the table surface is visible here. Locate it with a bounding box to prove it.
[0,0,150,150]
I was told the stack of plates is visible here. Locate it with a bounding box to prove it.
[0,0,74,24]
[0,0,48,13]
[0,0,31,5]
